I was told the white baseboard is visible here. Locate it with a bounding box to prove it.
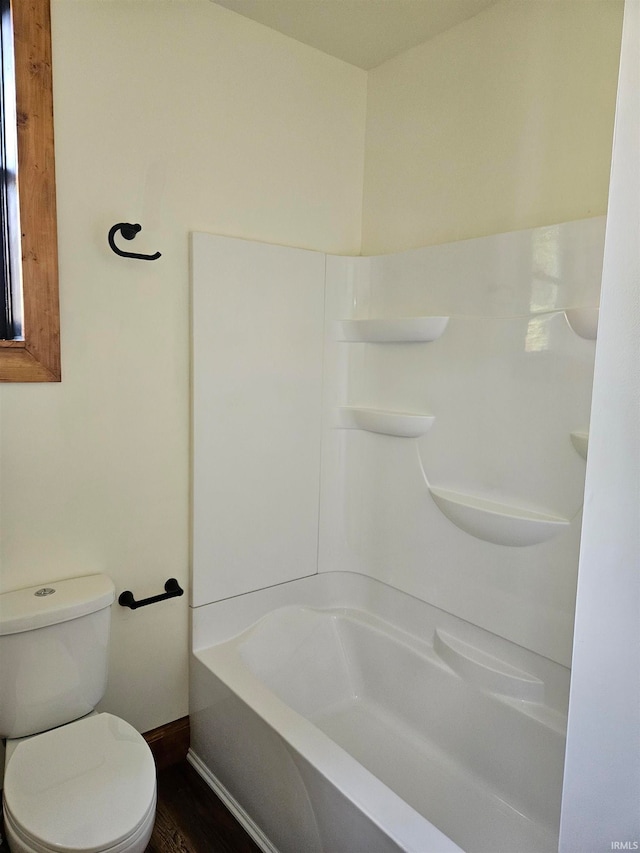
[187,748,280,853]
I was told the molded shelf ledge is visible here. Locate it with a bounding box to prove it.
[433,629,545,703]
[339,407,435,438]
[570,431,589,459]
[564,307,599,340]
[338,316,449,343]
[428,486,570,547]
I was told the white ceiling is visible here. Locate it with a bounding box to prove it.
[212,0,499,70]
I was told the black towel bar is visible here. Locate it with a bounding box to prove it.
[118,578,183,609]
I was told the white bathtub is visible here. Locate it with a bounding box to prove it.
[190,572,568,853]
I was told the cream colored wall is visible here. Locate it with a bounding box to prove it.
[561,1,640,842]
[362,0,623,254]
[0,0,366,734]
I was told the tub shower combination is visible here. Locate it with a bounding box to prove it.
[189,219,604,852]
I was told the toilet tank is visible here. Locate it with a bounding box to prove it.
[0,574,116,739]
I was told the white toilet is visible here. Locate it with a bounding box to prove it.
[0,574,157,853]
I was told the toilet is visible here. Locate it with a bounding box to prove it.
[0,575,157,853]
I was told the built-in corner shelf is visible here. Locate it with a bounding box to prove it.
[337,316,449,343]
[433,629,545,702]
[564,307,599,340]
[570,431,589,459]
[428,486,570,547]
[338,407,435,438]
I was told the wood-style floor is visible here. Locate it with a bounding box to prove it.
[147,759,262,853]
[0,760,260,853]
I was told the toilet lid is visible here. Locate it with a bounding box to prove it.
[3,713,156,853]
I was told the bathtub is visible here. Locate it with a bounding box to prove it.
[190,572,568,853]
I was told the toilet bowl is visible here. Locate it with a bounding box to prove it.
[0,576,158,853]
[3,713,157,853]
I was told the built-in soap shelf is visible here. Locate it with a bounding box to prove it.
[564,307,599,340]
[338,407,435,438]
[570,431,589,459]
[337,316,449,343]
[337,310,598,341]
[428,486,571,546]
[433,629,545,702]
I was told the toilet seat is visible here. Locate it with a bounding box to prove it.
[3,794,156,853]
[3,713,156,853]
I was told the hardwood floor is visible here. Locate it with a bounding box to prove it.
[147,759,262,853]
[143,716,261,851]
[0,813,7,853]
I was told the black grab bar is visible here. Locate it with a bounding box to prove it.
[118,578,183,609]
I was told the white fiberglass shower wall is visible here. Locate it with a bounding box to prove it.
[192,215,604,670]
[321,219,604,667]
[189,1,633,848]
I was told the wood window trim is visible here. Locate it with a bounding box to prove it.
[0,0,60,381]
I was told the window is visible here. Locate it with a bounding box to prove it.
[0,0,60,381]
[1,0,21,341]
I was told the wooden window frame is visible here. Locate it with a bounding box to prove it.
[0,0,60,381]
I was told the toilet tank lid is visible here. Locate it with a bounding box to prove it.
[0,574,116,636]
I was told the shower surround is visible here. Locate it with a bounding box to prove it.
[190,217,604,852]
